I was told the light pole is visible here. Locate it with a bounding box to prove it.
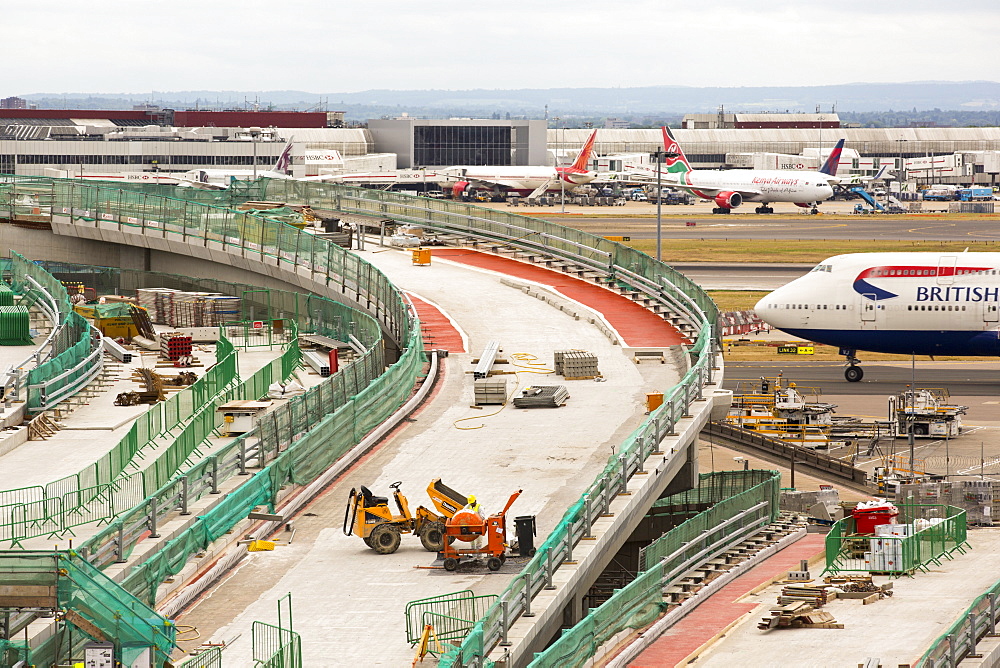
[248,126,262,179]
[655,148,663,262]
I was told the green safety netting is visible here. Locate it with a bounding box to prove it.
[0,551,175,667]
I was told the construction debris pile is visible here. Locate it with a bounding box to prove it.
[136,288,241,327]
[759,574,891,631]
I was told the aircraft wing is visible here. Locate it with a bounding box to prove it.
[173,175,228,190]
[826,166,893,185]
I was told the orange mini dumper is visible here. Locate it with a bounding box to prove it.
[440,489,522,571]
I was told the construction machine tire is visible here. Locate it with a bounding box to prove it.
[370,525,401,555]
[420,522,446,552]
[487,557,502,572]
[443,558,459,571]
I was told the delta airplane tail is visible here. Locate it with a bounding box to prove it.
[818,138,846,176]
[661,127,693,174]
[568,130,598,171]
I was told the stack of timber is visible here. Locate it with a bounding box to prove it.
[512,385,569,408]
[759,601,843,630]
[777,584,834,607]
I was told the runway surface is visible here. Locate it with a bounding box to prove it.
[537,215,1000,241]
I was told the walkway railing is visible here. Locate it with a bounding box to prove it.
[528,470,780,668]
[917,576,1000,667]
[3,252,104,414]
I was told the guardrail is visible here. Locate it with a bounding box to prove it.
[1,252,104,414]
[917,576,1000,667]
[530,470,780,667]
[702,421,871,487]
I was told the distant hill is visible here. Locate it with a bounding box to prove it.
[17,81,1000,121]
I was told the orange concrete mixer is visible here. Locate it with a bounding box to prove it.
[441,489,522,571]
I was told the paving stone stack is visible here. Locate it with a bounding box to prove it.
[554,349,599,379]
[474,378,508,406]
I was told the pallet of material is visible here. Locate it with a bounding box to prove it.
[512,385,569,408]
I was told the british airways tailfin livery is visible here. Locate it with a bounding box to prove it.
[755,252,1000,381]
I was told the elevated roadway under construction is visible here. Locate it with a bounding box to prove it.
[0,188,721,666]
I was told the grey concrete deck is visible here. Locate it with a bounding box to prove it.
[691,528,1000,667]
[173,243,686,666]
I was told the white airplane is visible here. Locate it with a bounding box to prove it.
[176,141,296,189]
[755,251,1000,381]
[634,128,843,214]
[438,130,599,199]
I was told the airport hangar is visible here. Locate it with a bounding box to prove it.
[3,110,1000,185]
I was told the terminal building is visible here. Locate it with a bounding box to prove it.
[1,109,1000,186]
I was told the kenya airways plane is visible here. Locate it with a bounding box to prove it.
[649,128,843,214]
[439,130,599,199]
[756,252,1000,381]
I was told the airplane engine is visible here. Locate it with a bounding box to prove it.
[451,181,470,199]
[794,202,814,208]
[714,191,742,209]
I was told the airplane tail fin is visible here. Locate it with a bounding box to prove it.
[661,127,692,173]
[569,130,598,171]
[271,140,294,175]
[818,138,846,176]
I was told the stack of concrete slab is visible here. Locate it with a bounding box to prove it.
[554,350,600,379]
[474,378,508,406]
[898,480,998,526]
[512,385,569,409]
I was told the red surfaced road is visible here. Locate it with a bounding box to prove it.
[407,293,466,353]
[430,249,686,347]
[627,534,826,667]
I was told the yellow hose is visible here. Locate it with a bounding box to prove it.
[453,353,554,429]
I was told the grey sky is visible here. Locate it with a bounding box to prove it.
[7,0,1000,95]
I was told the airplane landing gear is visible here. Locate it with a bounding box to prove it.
[841,348,863,382]
[712,207,732,214]
[811,207,819,215]
[755,206,774,214]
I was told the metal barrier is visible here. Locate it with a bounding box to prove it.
[1,253,104,414]
[252,621,302,668]
[529,471,780,668]
[917,577,1000,667]
[176,646,223,668]
[825,504,968,576]
[406,591,500,644]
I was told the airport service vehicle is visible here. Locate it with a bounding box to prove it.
[756,251,1000,382]
[440,130,599,199]
[634,128,841,214]
[958,187,994,201]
